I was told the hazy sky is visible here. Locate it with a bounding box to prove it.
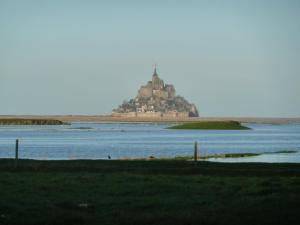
[1,0,299,117]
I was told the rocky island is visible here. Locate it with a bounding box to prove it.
[112,67,199,118]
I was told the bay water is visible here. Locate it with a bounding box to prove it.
[0,122,299,162]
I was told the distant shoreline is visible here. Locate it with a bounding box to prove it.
[0,118,65,125]
[0,115,300,124]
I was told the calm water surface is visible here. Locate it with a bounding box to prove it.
[0,123,300,162]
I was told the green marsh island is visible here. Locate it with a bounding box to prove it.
[168,121,250,130]
[0,118,64,125]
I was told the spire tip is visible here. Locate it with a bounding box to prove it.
[153,64,158,76]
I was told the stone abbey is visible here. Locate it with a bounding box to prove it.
[112,67,199,118]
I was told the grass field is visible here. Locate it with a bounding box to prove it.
[168,121,250,130]
[0,159,300,225]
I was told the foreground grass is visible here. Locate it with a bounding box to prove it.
[0,159,300,225]
[168,121,250,130]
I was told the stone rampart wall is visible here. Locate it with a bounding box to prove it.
[112,112,189,118]
[112,112,137,117]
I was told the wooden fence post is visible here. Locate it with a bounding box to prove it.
[194,141,198,162]
[15,139,19,168]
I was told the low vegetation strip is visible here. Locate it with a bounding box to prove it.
[174,152,261,160]
[1,159,300,176]
[174,150,298,160]
[168,121,250,130]
[0,159,300,225]
[0,118,64,125]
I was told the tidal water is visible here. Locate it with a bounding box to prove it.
[0,123,300,163]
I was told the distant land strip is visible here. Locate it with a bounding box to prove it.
[168,121,250,130]
[0,115,300,124]
[0,118,64,125]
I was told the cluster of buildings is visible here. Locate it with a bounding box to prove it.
[112,67,199,118]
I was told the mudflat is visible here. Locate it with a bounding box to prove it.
[0,115,300,124]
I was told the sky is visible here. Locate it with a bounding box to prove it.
[0,0,299,117]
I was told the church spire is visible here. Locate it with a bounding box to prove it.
[153,64,158,76]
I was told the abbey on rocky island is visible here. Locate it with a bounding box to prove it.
[112,67,199,118]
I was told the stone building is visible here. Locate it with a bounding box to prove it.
[112,66,199,118]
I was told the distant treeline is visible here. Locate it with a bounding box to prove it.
[0,118,64,125]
